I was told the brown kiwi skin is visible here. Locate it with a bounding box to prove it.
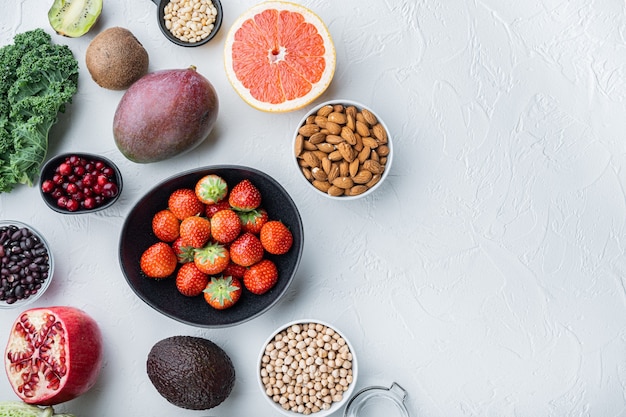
[86,27,149,90]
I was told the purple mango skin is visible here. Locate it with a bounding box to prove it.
[113,67,219,163]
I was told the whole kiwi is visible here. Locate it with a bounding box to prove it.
[86,27,149,90]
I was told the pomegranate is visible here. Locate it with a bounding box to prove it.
[4,306,103,405]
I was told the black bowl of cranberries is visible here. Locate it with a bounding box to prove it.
[39,153,123,214]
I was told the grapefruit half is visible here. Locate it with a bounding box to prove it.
[224,1,336,113]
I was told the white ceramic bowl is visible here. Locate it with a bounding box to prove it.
[0,220,54,309]
[257,319,358,417]
[293,99,393,200]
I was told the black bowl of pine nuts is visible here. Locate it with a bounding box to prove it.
[293,100,393,200]
[258,320,358,416]
[0,221,54,308]
[153,0,223,47]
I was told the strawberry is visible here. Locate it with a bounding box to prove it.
[203,276,242,310]
[140,242,178,279]
[194,242,230,275]
[222,261,247,279]
[151,209,180,242]
[195,174,228,205]
[205,200,231,219]
[168,188,205,220]
[237,208,268,234]
[171,237,195,263]
[179,215,211,248]
[229,232,264,267]
[260,220,293,255]
[175,262,209,296]
[243,259,278,295]
[229,179,261,211]
[210,209,241,244]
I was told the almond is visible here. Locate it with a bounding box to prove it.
[376,144,390,157]
[362,136,378,149]
[301,166,312,180]
[328,150,343,162]
[333,104,344,113]
[322,157,332,174]
[328,111,347,125]
[352,169,373,184]
[314,115,327,128]
[355,120,370,137]
[361,108,378,125]
[327,185,344,197]
[366,174,381,188]
[363,159,384,174]
[347,185,368,196]
[346,106,357,120]
[332,176,354,190]
[317,105,334,117]
[313,180,332,193]
[372,123,387,143]
[337,142,355,162]
[327,163,340,183]
[358,146,371,163]
[326,135,344,144]
[303,151,320,168]
[299,124,320,137]
[339,161,350,178]
[316,142,335,153]
[340,126,357,145]
[325,121,342,135]
[349,159,360,177]
[303,140,318,151]
[346,114,355,131]
[295,134,304,157]
[311,167,328,182]
[309,132,327,145]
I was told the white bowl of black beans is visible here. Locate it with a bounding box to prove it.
[0,221,53,308]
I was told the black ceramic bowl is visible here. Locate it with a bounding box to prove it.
[152,0,223,47]
[119,165,304,328]
[39,152,123,214]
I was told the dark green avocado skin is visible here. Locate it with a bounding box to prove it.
[147,335,236,410]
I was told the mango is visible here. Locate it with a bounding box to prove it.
[113,67,219,163]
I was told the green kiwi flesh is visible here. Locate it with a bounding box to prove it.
[48,0,103,38]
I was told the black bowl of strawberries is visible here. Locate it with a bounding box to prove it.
[39,152,123,214]
[118,165,304,328]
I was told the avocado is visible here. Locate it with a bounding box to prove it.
[146,335,235,410]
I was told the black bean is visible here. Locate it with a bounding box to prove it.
[0,223,50,304]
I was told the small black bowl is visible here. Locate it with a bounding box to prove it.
[39,152,123,214]
[152,0,223,47]
[119,165,304,328]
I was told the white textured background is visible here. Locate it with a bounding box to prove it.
[1,0,626,416]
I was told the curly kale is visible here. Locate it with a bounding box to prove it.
[0,28,78,193]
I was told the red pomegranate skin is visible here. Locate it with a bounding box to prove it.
[113,67,219,163]
[4,306,103,406]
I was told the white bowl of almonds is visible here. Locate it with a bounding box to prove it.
[258,320,358,416]
[294,100,392,200]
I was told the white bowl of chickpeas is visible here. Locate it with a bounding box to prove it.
[258,320,358,416]
[293,100,393,200]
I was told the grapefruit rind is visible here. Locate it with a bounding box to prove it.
[224,1,336,113]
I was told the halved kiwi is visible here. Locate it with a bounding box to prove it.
[48,0,103,38]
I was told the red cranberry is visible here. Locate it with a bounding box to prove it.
[66,199,80,212]
[101,183,119,198]
[58,163,71,176]
[57,196,68,208]
[41,180,55,193]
